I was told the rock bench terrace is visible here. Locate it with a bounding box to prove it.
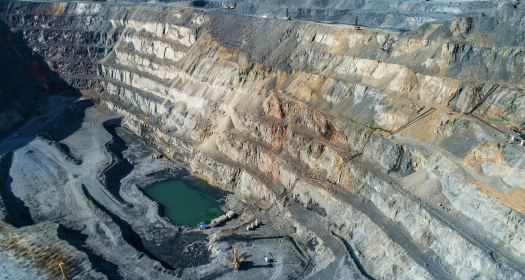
[0,0,525,279]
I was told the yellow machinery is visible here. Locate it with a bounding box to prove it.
[232,248,245,269]
[286,8,291,20]
[224,2,235,9]
[59,262,71,280]
[354,16,360,30]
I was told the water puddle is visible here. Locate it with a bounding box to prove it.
[144,178,226,227]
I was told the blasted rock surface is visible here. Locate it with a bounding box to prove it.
[0,0,525,279]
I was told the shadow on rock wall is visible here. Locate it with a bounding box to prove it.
[0,151,34,227]
[0,19,85,150]
[0,20,87,223]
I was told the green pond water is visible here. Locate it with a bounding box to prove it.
[144,179,226,227]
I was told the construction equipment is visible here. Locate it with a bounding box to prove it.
[354,16,360,30]
[59,262,71,280]
[286,8,291,20]
[224,2,235,9]
[233,248,245,269]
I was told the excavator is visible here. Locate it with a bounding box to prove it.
[286,8,291,20]
[232,248,245,269]
[354,16,360,30]
[224,2,235,9]
[59,262,71,280]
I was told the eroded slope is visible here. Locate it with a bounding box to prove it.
[0,1,525,279]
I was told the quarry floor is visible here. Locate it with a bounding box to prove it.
[1,0,525,279]
[0,101,334,279]
[1,98,504,280]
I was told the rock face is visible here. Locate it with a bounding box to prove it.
[1,0,525,279]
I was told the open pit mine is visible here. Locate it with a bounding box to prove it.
[1,0,525,279]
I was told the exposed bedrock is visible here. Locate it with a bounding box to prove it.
[1,0,525,279]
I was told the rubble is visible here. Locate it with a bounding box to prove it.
[0,0,525,279]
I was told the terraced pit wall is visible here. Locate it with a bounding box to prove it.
[1,1,525,279]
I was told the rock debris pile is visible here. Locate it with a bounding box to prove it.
[0,0,525,279]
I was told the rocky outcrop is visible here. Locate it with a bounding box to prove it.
[1,0,525,279]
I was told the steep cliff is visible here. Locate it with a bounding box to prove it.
[1,1,525,279]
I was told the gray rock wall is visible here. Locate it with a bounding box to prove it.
[1,1,525,279]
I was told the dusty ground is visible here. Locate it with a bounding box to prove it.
[1,0,525,279]
[0,102,326,279]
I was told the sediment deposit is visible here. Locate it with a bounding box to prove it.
[1,0,525,279]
